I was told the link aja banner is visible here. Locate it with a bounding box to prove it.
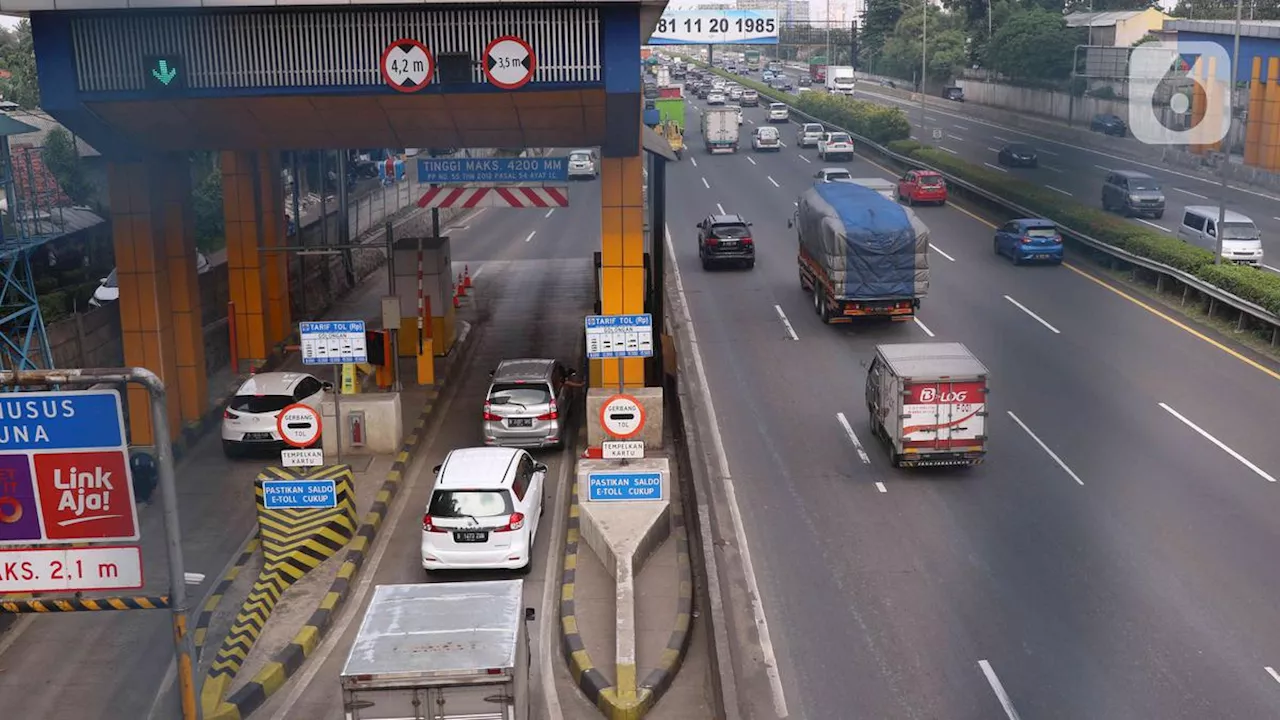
[0,392,140,545]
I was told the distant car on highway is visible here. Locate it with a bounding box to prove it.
[817,132,855,162]
[483,358,576,450]
[1090,113,1128,137]
[221,371,330,458]
[696,213,755,270]
[993,218,1064,265]
[813,167,854,183]
[90,252,211,308]
[896,170,948,206]
[752,126,782,151]
[707,91,726,105]
[421,447,546,573]
[741,89,759,106]
[766,102,789,123]
[997,143,1038,168]
[797,122,825,147]
[942,86,965,102]
[567,148,598,180]
[1101,170,1165,219]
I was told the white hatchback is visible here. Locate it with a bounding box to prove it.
[220,372,329,457]
[421,447,547,573]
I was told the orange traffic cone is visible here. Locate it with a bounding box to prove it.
[453,283,461,308]
[456,272,467,297]
[463,265,473,289]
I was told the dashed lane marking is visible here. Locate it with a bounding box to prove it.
[1007,411,1084,486]
[835,412,871,465]
[1159,402,1277,483]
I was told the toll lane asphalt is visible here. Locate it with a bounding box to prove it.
[0,200,527,720]
[256,194,600,720]
[674,95,1280,718]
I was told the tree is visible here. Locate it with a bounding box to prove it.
[192,160,225,253]
[860,0,905,72]
[0,20,39,109]
[987,8,1085,81]
[42,127,93,206]
[879,6,969,84]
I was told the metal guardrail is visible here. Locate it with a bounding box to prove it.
[697,60,1280,341]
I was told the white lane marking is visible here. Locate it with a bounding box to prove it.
[716,202,726,215]
[768,176,780,188]
[544,209,555,219]
[536,440,577,718]
[926,115,938,121]
[986,147,1001,153]
[449,224,471,231]
[691,157,699,167]
[799,155,811,163]
[774,304,799,340]
[663,225,790,717]
[1004,295,1061,334]
[1045,185,1073,196]
[929,243,956,262]
[1265,264,1280,273]
[913,317,935,337]
[875,482,888,493]
[1036,148,1059,156]
[979,660,1024,720]
[1094,164,1110,171]
[1158,403,1277,483]
[1274,216,1280,222]
[779,140,788,147]
[941,146,958,155]
[946,133,964,141]
[469,265,486,282]
[702,177,711,189]
[1266,666,1280,685]
[1007,411,1084,486]
[953,124,970,131]
[1042,164,1063,173]
[1172,187,1209,199]
[911,135,920,141]
[747,156,757,165]
[1137,219,1170,233]
[984,162,1008,173]
[747,118,756,124]
[836,412,872,465]
[524,230,537,243]
[992,135,1010,142]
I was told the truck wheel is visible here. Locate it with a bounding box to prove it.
[814,289,830,323]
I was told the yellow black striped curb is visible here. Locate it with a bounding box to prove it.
[203,467,359,717]
[195,537,261,657]
[0,596,171,612]
[559,478,695,719]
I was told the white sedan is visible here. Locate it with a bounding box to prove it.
[221,372,330,457]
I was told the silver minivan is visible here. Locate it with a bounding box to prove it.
[1175,206,1263,266]
[483,359,576,450]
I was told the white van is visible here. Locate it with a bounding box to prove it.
[1175,206,1263,266]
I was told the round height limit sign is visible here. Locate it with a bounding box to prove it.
[277,404,322,448]
[600,394,646,440]
[484,35,537,90]
[381,38,435,93]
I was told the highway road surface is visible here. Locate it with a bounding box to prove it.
[674,93,1280,719]
[765,66,1280,271]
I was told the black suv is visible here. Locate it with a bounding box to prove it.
[1091,113,1128,137]
[696,214,755,270]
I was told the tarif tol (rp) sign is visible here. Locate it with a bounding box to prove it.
[0,390,140,546]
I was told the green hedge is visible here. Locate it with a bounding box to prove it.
[687,57,1280,319]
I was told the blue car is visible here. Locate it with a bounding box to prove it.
[994,218,1064,265]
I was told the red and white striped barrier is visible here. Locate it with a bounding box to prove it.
[416,187,569,209]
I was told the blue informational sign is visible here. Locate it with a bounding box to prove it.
[0,390,126,451]
[416,156,568,184]
[588,472,664,502]
[262,479,338,509]
[585,314,655,360]
[300,320,368,365]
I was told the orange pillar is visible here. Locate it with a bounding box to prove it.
[156,155,209,426]
[1246,57,1264,166]
[1264,59,1280,171]
[1191,58,1208,154]
[108,158,183,446]
[594,147,646,389]
[256,152,292,350]
[222,151,271,371]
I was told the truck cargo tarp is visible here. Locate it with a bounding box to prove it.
[798,184,929,299]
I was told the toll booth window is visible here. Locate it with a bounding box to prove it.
[488,384,551,406]
[228,394,293,413]
[428,490,514,518]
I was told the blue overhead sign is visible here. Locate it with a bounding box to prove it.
[262,479,337,509]
[0,391,126,451]
[416,157,568,184]
[588,472,664,502]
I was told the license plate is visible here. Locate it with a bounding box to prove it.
[244,432,274,441]
[508,418,533,428]
[1033,254,1052,259]
[454,531,489,543]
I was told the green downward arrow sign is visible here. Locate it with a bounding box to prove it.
[151,60,178,86]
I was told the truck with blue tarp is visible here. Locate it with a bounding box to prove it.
[789,183,929,323]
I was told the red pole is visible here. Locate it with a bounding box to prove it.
[227,301,239,374]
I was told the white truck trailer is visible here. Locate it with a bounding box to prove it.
[340,580,531,720]
[825,66,856,96]
[702,106,740,154]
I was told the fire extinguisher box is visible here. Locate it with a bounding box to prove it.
[320,393,404,457]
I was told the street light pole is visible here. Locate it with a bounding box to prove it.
[921,0,928,133]
[1215,0,1244,265]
